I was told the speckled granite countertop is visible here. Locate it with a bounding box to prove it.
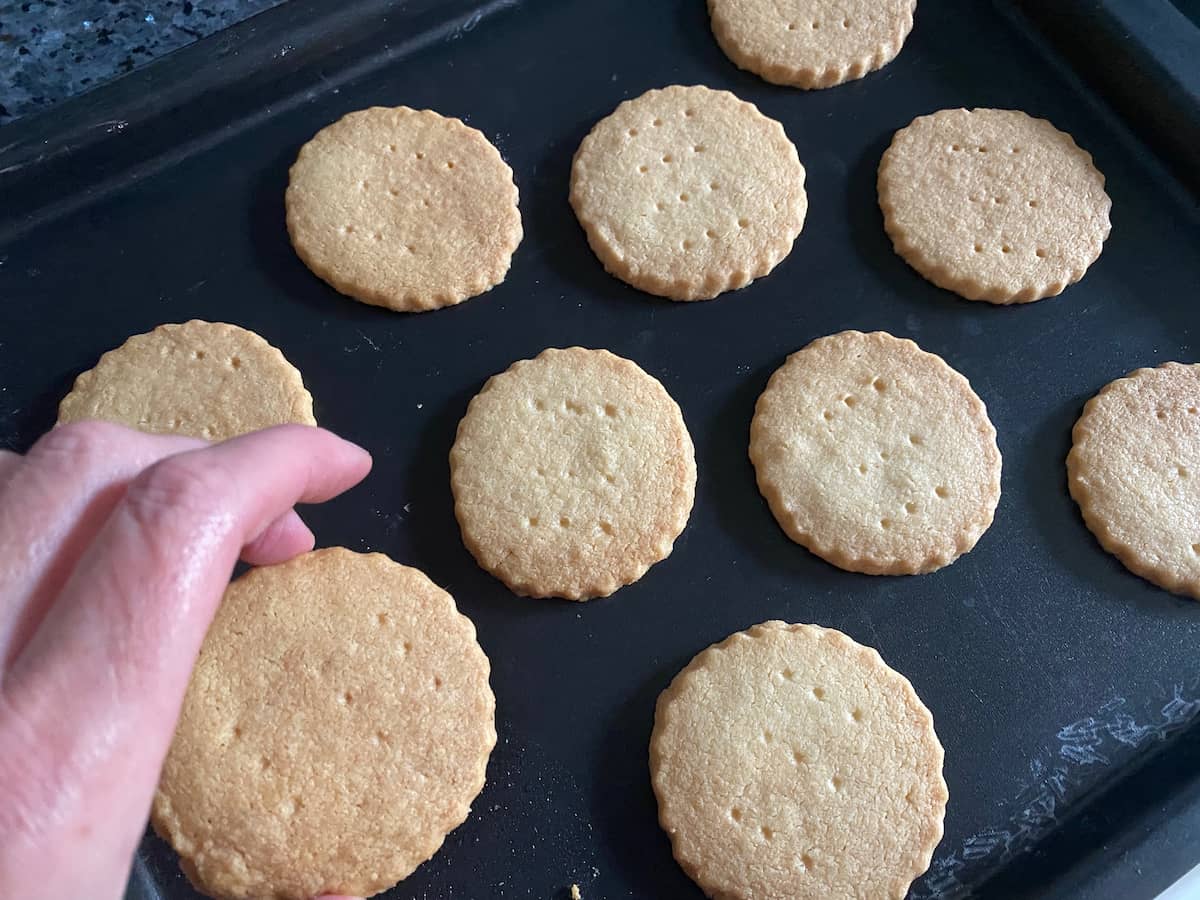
[0,0,288,124]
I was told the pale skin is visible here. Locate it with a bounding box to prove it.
[0,421,373,900]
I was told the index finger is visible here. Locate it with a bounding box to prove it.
[10,425,372,701]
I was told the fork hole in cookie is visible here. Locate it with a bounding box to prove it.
[872,378,887,392]
[822,410,833,421]
[684,108,695,117]
[762,730,774,743]
[653,118,663,127]
[811,20,819,29]
[527,516,539,527]
[843,395,857,408]
[662,154,673,163]
[599,521,614,536]
[880,518,892,529]
[858,463,867,474]
[710,181,720,191]
[682,240,694,250]
[978,145,988,153]
[842,18,850,27]
[973,243,983,253]
[1190,407,1199,415]
[787,21,797,30]
[680,193,690,203]
[737,217,749,229]
[935,485,949,499]
[403,641,412,654]
[1192,544,1200,555]
[693,144,705,154]
[761,826,775,840]
[800,853,815,872]
[1001,245,1012,254]
[705,229,717,240]
[340,691,353,705]
[1178,466,1189,478]
[1029,199,1040,208]
[909,434,921,445]
[559,516,571,528]
[830,776,844,791]
[434,676,443,690]
[229,357,242,369]
[905,502,917,515]
[638,165,648,174]
[792,749,807,764]
[730,807,743,822]
[1036,248,1047,258]
[628,127,638,137]
[811,686,826,700]
[850,708,863,722]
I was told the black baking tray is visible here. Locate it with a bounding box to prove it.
[2,1,1199,897]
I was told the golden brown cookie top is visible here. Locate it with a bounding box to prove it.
[1068,362,1200,598]
[152,548,497,900]
[450,347,696,600]
[570,85,806,301]
[57,320,315,441]
[286,106,522,312]
[708,0,917,89]
[750,330,1001,574]
[651,621,948,900]
[879,108,1111,303]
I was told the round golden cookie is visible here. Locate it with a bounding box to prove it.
[708,0,917,89]
[152,549,496,900]
[569,85,807,301]
[286,106,522,312]
[878,108,1111,304]
[1068,362,1200,599]
[57,320,315,442]
[450,347,696,600]
[651,621,948,900]
[749,331,1001,574]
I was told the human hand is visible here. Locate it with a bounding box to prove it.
[0,421,373,900]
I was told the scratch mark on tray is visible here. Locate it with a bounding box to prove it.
[911,680,1200,899]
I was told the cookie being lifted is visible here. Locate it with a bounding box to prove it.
[750,331,1001,574]
[1068,362,1200,599]
[651,621,948,900]
[708,0,917,89]
[286,106,522,312]
[451,348,696,600]
[57,320,315,441]
[153,549,496,900]
[879,108,1111,303]
[570,85,807,301]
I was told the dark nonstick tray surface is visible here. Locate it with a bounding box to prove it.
[2,1,1199,897]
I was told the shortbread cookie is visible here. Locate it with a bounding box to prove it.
[879,108,1111,303]
[570,85,807,301]
[450,347,696,600]
[286,106,522,312]
[153,548,497,899]
[1068,362,1200,599]
[651,621,948,900]
[750,331,1001,574]
[708,0,917,89]
[57,320,315,441]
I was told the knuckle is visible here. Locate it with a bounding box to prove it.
[124,456,229,528]
[30,420,126,465]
